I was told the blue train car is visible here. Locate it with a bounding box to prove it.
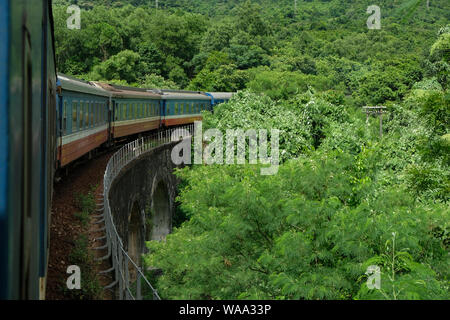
[159,90,211,127]
[0,1,57,300]
[205,92,234,107]
[57,74,111,167]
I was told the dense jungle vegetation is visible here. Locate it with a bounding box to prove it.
[53,0,449,299]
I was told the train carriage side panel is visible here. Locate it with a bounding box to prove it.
[0,0,10,300]
[57,75,110,167]
[0,0,54,300]
[161,91,210,127]
[39,0,57,299]
[93,82,162,139]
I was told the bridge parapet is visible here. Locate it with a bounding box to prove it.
[101,124,193,300]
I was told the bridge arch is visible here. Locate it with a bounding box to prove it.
[149,177,171,241]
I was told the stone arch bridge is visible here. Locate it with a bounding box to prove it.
[96,126,192,300]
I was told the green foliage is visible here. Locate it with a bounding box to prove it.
[54,1,449,92]
[74,187,96,214]
[201,90,313,161]
[65,234,103,300]
[54,0,450,300]
[74,211,90,228]
[145,150,449,299]
[356,233,448,300]
[140,74,179,90]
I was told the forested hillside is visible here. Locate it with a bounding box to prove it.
[53,0,449,299]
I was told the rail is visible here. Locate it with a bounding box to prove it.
[99,124,194,300]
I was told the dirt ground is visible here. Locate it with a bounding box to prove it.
[46,151,114,300]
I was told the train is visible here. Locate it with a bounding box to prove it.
[0,1,233,300]
[57,74,232,169]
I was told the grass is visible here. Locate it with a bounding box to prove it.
[62,185,103,300]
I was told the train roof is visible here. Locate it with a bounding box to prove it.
[206,92,234,100]
[57,74,110,97]
[93,82,161,99]
[156,89,211,100]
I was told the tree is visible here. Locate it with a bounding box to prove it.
[91,50,145,83]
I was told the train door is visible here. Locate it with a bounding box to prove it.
[20,19,33,300]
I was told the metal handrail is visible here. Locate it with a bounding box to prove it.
[102,124,194,300]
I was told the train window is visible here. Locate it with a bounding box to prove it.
[99,103,102,124]
[84,103,89,129]
[88,102,91,127]
[89,103,92,127]
[72,101,78,133]
[81,102,84,129]
[90,103,94,127]
[79,102,83,130]
[63,101,67,135]
[93,103,97,126]
[94,103,98,125]
[174,103,178,115]
[80,102,85,129]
